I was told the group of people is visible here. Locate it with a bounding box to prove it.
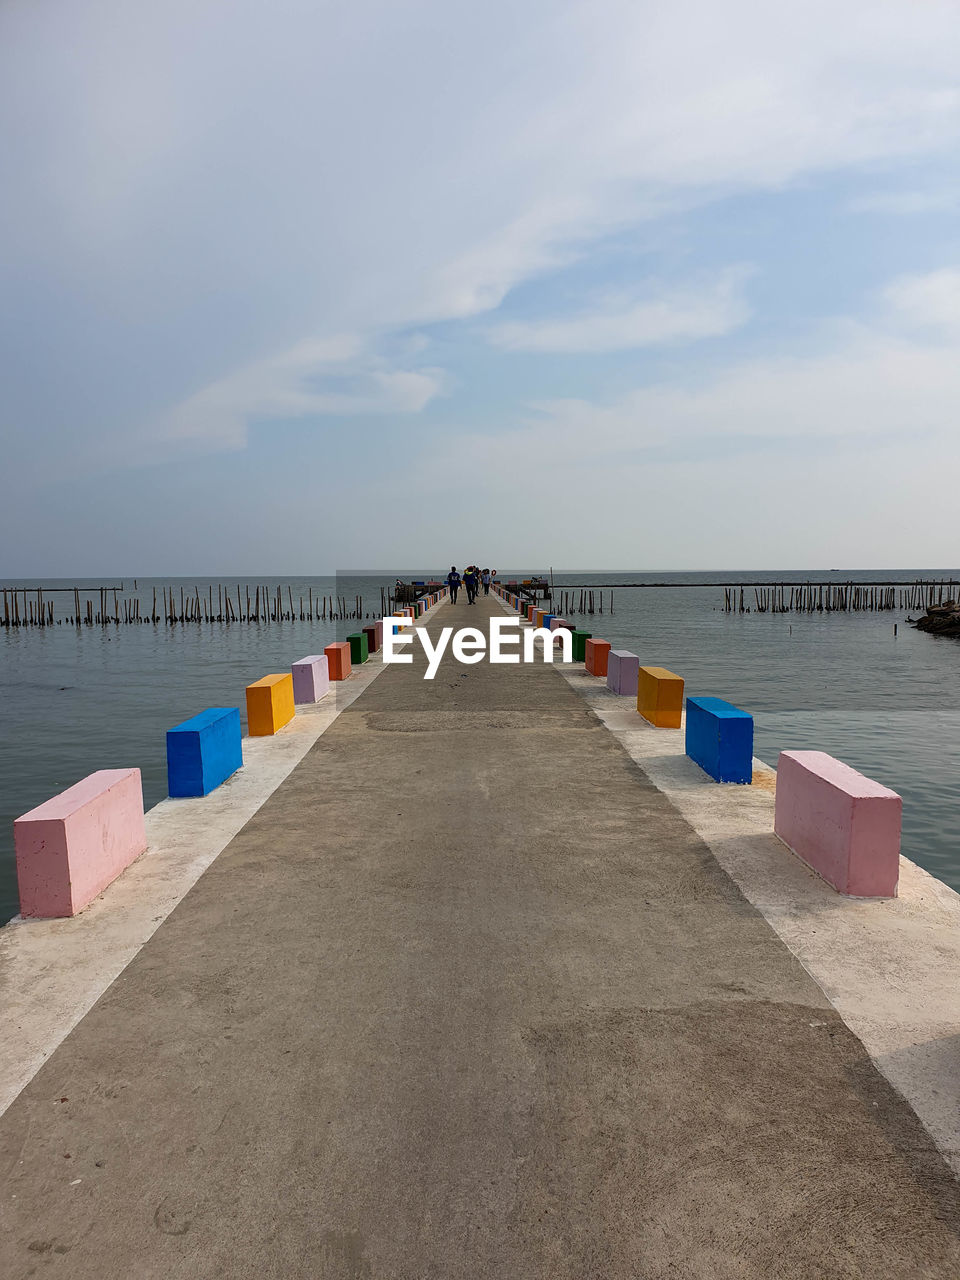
[446,566,495,604]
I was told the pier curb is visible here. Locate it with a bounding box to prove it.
[0,599,450,1118]
[500,594,960,1177]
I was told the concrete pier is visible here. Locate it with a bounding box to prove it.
[2,594,960,1277]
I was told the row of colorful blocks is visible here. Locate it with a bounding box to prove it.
[166,620,390,794]
[498,593,591,656]
[167,633,370,800]
[395,590,446,625]
[12,596,446,920]
[498,589,902,899]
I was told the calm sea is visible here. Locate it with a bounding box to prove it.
[2,569,959,924]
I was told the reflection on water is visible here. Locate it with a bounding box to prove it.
[2,569,959,923]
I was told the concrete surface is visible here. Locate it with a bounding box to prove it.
[0,642,398,1120]
[546,614,960,1184]
[2,594,960,1277]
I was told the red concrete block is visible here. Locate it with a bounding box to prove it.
[585,639,611,678]
[324,641,352,681]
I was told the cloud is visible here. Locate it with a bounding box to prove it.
[389,268,960,569]
[3,0,960,470]
[424,268,960,480]
[848,187,960,215]
[881,268,960,337]
[486,268,752,353]
[145,337,444,458]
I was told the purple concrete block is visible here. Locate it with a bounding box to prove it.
[14,769,147,918]
[291,654,330,704]
[606,650,640,696]
[774,750,902,897]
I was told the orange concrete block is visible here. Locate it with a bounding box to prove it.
[246,673,295,736]
[637,666,684,728]
[325,641,352,681]
[585,638,611,677]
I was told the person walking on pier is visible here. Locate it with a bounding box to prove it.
[481,568,491,595]
[464,566,478,604]
[446,566,461,603]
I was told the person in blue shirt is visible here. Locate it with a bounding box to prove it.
[463,566,478,604]
[446,566,461,603]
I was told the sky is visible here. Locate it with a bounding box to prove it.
[1,0,959,574]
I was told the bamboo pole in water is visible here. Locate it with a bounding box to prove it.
[12,575,944,627]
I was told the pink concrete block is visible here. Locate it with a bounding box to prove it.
[549,617,567,631]
[14,769,147,918]
[374,619,383,649]
[774,750,902,897]
[607,649,640,696]
[291,654,330,704]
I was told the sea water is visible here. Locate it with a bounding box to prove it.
[2,569,958,923]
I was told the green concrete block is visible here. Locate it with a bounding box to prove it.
[572,630,592,662]
[347,632,369,664]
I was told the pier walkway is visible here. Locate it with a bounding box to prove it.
[2,595,960,1277]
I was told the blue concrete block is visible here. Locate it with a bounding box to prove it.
[167,707,243,797]
[542,614,554,628]
[685,697,753,784]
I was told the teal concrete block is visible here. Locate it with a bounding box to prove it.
[347,632,369,664]
[572,630,592,662]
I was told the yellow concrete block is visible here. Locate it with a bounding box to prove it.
[536,610,546,628]
[246,673,295,736]
[637,666,684,729]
